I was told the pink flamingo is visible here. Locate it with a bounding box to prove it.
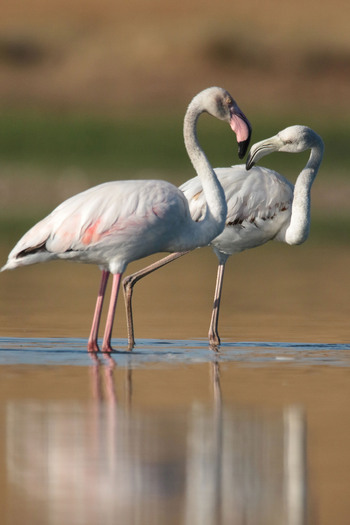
[1,87,251,352]
[123,125,324,348]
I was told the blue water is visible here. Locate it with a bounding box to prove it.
[0,337,349,367]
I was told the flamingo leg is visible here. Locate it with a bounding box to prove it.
[123,251,190,349]
[208,262,226,349]
[87,270,110,352]
[102,273,122,353]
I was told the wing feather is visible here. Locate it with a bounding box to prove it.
[181,165,293,226]
[6,179,187,261]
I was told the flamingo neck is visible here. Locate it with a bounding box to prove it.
[285,139,324,245]
[182,101,227,248]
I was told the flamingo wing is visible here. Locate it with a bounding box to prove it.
[181,165,293,227]
[3,180,189,270]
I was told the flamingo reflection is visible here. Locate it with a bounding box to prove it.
[6,358,307,524]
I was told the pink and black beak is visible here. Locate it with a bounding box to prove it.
[230,106,252,159]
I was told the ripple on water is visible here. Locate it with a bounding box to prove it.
[0,337,349,367]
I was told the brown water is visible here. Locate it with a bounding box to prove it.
[0,243,349,343]
[0,243,349,525]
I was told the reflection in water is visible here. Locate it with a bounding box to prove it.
[6,358,307,525]
[185,363,307,525]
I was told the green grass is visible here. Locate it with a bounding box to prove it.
[310,214,350,245]
[0,111,191,178]
[0,110,348,181]
[0,110,348,246]
[0,214,43,245]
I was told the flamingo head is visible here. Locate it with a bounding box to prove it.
[246,125,323,170]
[197,87,252,159]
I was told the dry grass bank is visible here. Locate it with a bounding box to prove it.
[0,0,349,115]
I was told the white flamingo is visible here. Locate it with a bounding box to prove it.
[1,87,252,353]
[123,125,324,348]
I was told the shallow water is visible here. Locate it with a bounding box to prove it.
[0,337,350,525]
[0,243,349,524]
[0,244,350,343]
[0,337,350,367]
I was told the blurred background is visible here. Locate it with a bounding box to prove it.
[0,5,349,524]
[0,0,349,216]
[0,0,349,342]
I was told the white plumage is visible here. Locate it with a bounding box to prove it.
[3,180,194,273]
[1,86,251,352]
[123,125,324,348]
[181,164,293,257]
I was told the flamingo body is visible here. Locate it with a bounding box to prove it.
[123,125,324,348]
[3,179,195,274]
[1,86,252,352]
[182,164,294,262]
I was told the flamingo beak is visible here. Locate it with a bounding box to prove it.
[230,107,252,159]
[238,135,252,160]
[246,135,282,170]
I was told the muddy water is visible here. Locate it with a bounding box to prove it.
[0,243,349,525]
[0,243,349,343]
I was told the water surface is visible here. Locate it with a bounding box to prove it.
[0,244,349,524]
[0,337,349,525]
[0,337,349,367]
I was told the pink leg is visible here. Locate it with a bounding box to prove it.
[87,270,110,352]
[102,273,122,353]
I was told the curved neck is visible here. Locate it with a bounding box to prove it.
[182,100,227,248]
[285,138,324,245]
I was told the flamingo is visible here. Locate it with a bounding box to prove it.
[1,86,252,353]
[123,125,324,348]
